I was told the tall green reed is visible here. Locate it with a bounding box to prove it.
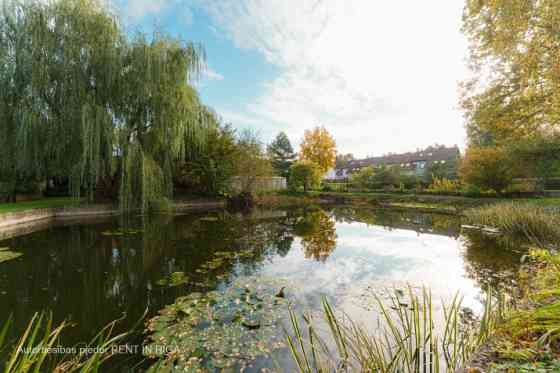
[0,312,134,373]
[464,203,560,247]
[287,286,507,373]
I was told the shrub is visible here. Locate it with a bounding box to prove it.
[350,166,375,190]
[399,174,420,190]
[428,177,461,194]
[459,147,515,193]
[461,184,482,198]
[289,161,322,192]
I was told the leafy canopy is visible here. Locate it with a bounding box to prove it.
[0,0,210,211]
[461,0,560,146]
[299,126,337,175]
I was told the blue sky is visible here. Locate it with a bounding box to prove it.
[113,0,470,158]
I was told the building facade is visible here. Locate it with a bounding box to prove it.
[327,145,460,180]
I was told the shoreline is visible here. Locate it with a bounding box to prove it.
[0,194,456,238]
[1,191,557,238]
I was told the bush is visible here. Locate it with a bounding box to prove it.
[321,183,333,192]
[428,177,461,194]
[462,184,482,198]
[289,161,322,192]
[351,166,376,190]
[459,147,515,193]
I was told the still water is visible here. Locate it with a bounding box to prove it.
[0,206,522,370]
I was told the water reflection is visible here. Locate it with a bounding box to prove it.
[295,209,337,262]
[0,207,523,367]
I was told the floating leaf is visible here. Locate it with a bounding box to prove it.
[0,250,23,263]
[156,272,189,287]
[144,277,289,370]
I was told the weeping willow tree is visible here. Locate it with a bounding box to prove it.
[0,0,210,210]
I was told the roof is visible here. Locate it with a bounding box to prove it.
[344,145,460,170]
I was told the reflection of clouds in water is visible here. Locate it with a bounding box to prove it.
[261,220,485,322]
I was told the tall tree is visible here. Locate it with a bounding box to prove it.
[0,0,210,211]
[461,0,560,146]
[267,132,296,178]
[299,126,336,175]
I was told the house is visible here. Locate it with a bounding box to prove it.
[327,145,460,180]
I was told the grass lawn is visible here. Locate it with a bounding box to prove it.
[0,197,80,215]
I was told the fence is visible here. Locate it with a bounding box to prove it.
[230,176,287,193]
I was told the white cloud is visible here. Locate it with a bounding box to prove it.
[203,66,224,81]
[199,0,469,156]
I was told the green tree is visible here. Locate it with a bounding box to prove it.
[289,161,322,192]
[351,166,375,190]
[0,0,210,211]
[372,166,400,188]
[300,126,337,175]
[175,112,237,196]
[461,0,560,146]
[511,134,560,189]
[267,132,296,178]
[233,130,273,194]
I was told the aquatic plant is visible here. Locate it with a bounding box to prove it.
[156,272,189,287]
[287,287,507,373]
[0,247,22,264]
[0,312,130,372]
[464,203,560,247]
[493,249,560,363]
[144,277,289,371]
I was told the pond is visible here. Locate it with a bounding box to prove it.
[0,206,523,371]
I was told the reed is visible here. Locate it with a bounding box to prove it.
[464,203,560,246]
[287,287,507,373]
[0,312,131,372]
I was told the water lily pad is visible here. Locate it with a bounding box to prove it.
[0,250,23,263]
[156,272,189,287]
[144,277,289,371]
